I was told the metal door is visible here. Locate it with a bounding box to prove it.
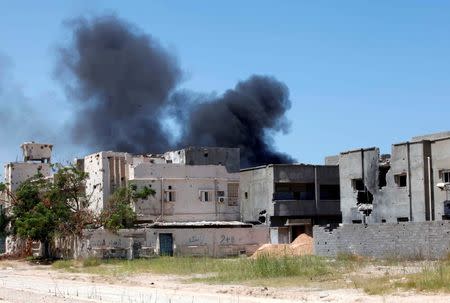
[159,233,173,256]
[0,236,5,254]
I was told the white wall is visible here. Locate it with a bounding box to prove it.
[4,162,52,192]
[81,226,269,258]
[130,163,240,222]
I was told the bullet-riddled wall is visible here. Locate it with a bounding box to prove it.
[340,132,450,224]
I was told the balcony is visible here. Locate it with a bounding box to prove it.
[273,192,340,216]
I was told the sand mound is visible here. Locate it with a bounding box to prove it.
[251,234,313,258]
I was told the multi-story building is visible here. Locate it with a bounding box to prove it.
[1,142,54,253]
[339,131,450,224]
[80,147,267,257]
[2,142,53,203]
[240,164,341,244]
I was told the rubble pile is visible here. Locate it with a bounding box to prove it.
[251,234,313,258]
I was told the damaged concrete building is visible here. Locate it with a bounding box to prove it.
[240,164,341,244]
[79,147,267,258]
[1,142,54,253]
[315,131,450,259]
[340,131,450,224]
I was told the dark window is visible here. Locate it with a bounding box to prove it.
[274,183,315,200]
[320,184,340,200]
[357,190,373,204]
[352,179,365,191]
[394,174,407,187]
[245,192,248,199]
[442,171,450,183]
[378,166,390,188]
[397,217,409,222]
[352,220,362,224]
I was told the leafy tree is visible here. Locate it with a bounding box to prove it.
[12,173,54,257]
[11,166,93,258]
[0,205,8,238]
[0,183,10,237]
[101,184,155,232]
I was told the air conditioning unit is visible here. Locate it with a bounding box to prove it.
[217,196,227,203]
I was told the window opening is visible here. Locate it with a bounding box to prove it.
[394,174,407,187]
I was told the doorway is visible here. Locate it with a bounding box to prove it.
[159,233,173,256]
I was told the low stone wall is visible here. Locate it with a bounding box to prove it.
[79,226,269,259]
[314,221,450,260]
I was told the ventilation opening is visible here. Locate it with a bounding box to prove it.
[352,220,362,224]
[397,217,409,222]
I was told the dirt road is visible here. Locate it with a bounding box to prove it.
[0,261,450,303]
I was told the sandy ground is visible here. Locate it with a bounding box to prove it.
[0,260,450,303]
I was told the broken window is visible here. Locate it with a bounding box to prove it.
[258,210,267,223]
[378,165,390,188]
[394,174,407,187]
[227,183,239,206]
[351,179,365,191]
[352,178,373,216]
[357,190,373,204]
[320,184,340,200]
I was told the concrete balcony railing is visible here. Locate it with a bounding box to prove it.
[273,199,340,216]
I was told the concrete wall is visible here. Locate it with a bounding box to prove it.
[431,137,450,220]
[240,166,274,224]
[80,226,269,258]
[164,147,240,173]
[240,164,340,228]
[84,151,128,211]
[4,162,52,192]
[339,134,450,224]
[339,142,432,224]
[20,142,53,162]
[129,163,240,222]
[314,221,450,259]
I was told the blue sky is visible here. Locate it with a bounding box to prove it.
[1,1,450,168]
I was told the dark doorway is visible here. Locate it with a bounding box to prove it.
[291,225,312,242]
[159,233,173,256]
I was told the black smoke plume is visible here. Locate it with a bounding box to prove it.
[56,15,295,167]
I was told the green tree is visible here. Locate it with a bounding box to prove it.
[0,183,10,237]
[11,166,93,258]
[101,184,155,232]
[12,173,54,257]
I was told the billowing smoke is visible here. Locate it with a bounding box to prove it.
[56,15,295,167]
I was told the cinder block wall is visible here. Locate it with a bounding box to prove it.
[314,221,450,259]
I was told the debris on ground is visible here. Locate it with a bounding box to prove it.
[251,234,313,258]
